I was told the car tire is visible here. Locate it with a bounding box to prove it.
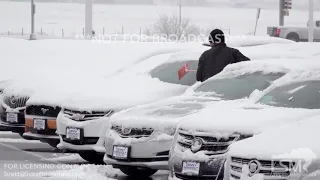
[46,140,60,148]
[78,151,105,165]
[119,166,158,177]
[286,33,300,42]
[19,132,34,140]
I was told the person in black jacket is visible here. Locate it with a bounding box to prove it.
[196,29,250,82]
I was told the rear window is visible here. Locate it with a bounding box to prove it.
[149,61,198,86]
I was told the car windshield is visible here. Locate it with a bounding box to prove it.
[149,61,198,86]
[258,80,320,109]
[193,72,285,100]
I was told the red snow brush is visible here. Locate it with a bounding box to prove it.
[178,63,196,80]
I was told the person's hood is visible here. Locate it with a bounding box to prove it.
[177,103,320,137]
[109,95,218,130]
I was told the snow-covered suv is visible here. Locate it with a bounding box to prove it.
[103,59,301,177]
[169,68,320,180]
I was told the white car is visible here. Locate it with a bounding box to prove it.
[169,68,320,180]
[56,50,200,164]
[225,114,320,180]
[103,59,304,177]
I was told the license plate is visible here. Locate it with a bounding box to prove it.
[66,127,81,140]
[113,146,129,159]
[6,113,18,123]
[182,161,200,175]
[33,118,45,130]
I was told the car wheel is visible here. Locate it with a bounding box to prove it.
[46,140,60,148]
[119,166,158,177]
[18,132,34,140]
[78,151,105,165]
[286,33,300,42]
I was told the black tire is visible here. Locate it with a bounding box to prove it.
[119,166,158,177]
[47,140,59,148]
[19,132,34,140]
[286,33,300,42]
[78,151,105,165]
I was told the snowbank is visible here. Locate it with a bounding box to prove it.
[44,165,119,180]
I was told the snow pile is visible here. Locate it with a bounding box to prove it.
[44,165,119,180]
[43,154,87,164]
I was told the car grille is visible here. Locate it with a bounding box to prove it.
[3,95,29,109]
[64,108,113,121]
[230,157,295,179]
[111,125,153,138]
[25,105,61,118]
[177,130,239,155]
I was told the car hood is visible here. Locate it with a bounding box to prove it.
[110,95,223,130]
[27,74,188,111]
[178,104,320,137]
[228,114,320,167]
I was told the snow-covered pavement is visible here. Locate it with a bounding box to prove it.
[0,132,169,180]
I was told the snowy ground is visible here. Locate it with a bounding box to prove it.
[0,1,319,37]
[0,132,169,180]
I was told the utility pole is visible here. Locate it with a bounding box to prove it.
[179,0,182,34]
[308,0,314,42]
[85,0,93,37]
[254,8,261,36]
[279,0,292,26]
[29,0,36,40]
[279,0,284,26]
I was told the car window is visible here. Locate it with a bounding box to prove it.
[258,80,320,109]
[194,72,285,100]
[149,61,198,86]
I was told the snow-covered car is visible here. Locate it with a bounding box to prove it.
[56,50,200,164]
[103,59,303,177]
[0,79,13,131]
[23,104,62,148]
[169,68,320,180]
[21,46,194,147]
[0,76,61,138]
[225,114,320,180]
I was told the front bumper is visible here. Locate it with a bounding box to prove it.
[169,148,225,180]
[104,132,172,170]
[24,115,59,141]
[56,113,109,153]
[0,121,24,133]
[0,103,26,133]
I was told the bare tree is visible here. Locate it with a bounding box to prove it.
[151,13,200,41]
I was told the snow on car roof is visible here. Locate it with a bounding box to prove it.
[228,114,320,160]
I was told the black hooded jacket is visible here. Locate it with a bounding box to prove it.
[196,43,250,82]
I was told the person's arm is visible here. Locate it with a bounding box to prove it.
[233,49,250,63]
[196,53,205,82]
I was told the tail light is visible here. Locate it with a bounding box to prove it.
[276,29,281,35]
